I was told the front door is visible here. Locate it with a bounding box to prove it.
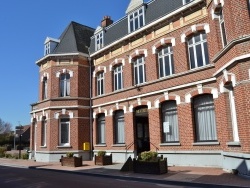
[135,107,150,155]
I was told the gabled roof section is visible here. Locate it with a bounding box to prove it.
[44,37,60,44]
[126,0,144,14]
[53,21,95,54]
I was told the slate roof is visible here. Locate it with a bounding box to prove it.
[53,21,95,54]
[89,0,183,54]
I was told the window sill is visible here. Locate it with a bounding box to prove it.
[94,144,107,147]
[227,141,241,147]
[160,143,181,146]
[57,145,72,148]
[40,146,47,148]
[193,142,220,146]
[112,144,126,147]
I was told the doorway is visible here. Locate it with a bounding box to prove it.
[134,106,150,155]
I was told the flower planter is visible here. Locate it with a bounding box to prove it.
[95,154,112,165]
[60,156,82,167]
[133,158,168,174]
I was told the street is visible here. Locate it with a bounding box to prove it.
[0,165,198,188]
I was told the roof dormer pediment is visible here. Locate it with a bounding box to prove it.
[126,0,144,14]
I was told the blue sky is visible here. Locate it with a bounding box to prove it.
[0,0,131,128]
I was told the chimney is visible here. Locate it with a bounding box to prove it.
[101,16,113,28]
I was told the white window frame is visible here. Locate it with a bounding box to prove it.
[188,32,209,69]
[113,65,123,91]
[193,94,217,142]
[97,72,104,95]
[42,77,48,100]
[44,43,50,55]
[60,73,70,97]
[97,114,106,144]
[161,101,179,143]
[114,110,125,144]
[182,0,193,5]
[158,45,174,78]
[219,9,227,47]
[133,56,146,85]
[59,118,70,146]
[95,31,104,51]
[128,7,145,33]
[41,118,47,146]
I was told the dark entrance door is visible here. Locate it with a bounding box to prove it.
[134,107,150,155]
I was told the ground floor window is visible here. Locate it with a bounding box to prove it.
[114,110,125,144]
[161,101,179,142]
[97,114,106,144]
[59,118,70,146]
[193,94,217,141]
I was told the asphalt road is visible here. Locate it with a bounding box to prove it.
[0,165,200,188]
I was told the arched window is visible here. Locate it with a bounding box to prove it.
[161,101,179,142]
[193,94,217,141]
[59,117,70,146]
[60,73,70,97]
[114,110,125,144]
[133,56,146,85]
[188,32,209,69]
[41,117,47,146]
[113,65,123,91]
[42,77,48,100]
[97,114,106,144]
[157,44,174,78]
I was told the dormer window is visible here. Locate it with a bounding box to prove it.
[95,31,104,51]
[128,7,145,33]
[183,0,193,5]
[44,37,60,56]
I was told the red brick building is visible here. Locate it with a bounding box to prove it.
[31,0,250,176]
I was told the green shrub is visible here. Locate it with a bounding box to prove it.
[22,153,29,160]
[140,151,158,162]
[0,147,6,158]
[5,153,12,158]
[97,150,106,156]
[66,152,74,157]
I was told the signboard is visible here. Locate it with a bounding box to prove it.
[135,108,148,114]
[163,122,170,133]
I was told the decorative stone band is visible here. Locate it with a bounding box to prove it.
[93,66,106,77]
[109,58,125,71]
[129,49,148,63]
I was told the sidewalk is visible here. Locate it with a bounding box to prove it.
[0,158,249,187]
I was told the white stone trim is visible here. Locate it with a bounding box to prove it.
[152,37,176,54]
[129,49,148,63]
[109,58,125,71]
[56,69,74,78]
[93,66,106,77]
[181,24,210,43]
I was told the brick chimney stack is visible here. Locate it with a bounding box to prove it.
[101,16,113,27]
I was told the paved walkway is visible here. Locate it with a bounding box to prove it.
[0,158,249,187]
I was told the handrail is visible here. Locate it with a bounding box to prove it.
[125,141,134,161]
[150,141,159,152]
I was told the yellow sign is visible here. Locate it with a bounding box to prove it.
[135,108,148,114]
[83,142,90,151]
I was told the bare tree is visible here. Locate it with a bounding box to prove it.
[0,118,12,134]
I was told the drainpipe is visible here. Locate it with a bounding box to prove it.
[88,56,93,160]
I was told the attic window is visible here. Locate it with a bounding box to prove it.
[44,43,50,55]
[128,7,145,33]
[95,31,104,51]
[183,0,193,5]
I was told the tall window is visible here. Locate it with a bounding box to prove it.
[60,73,70,97]
[97,72,104,95]
[60,118,70,146]
[161,101,179,142]
[44,43,50,55]
[96,32,103,51]
[183,0,193,5]
[114,110,125,144]
[42,77,48,100]
[158,45,174,78]
[193,94,217,142]
[188,32,209,69]
[129,8,144,33]
[113,65,123,91]
[133,56,146,85]
[97,114,106,144]
[219,9,227,47]
[41,118,46,146]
